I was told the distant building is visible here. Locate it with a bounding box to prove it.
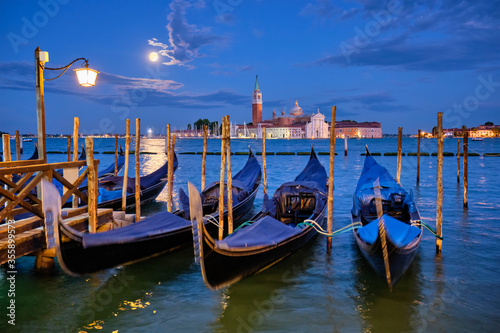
[335,121,382,138]
[236,77,382,139]
[252,76,262,125]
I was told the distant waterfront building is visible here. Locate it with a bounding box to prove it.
[335,121,382,138]
[236,76,382,139]
[444,124,500,138]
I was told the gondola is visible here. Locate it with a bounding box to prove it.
[191,147,327,290]
[351,148,422,287]
[44,150,261,275]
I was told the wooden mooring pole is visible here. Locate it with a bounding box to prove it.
[327,106,336,250]
[344,136,348,156]
[462,125,468,209]
[218,117,227,240]
[72,117,79,207]
[226,116,233,234]
[397,127,402,184]
[166,124,173,212]
[2,134,11,163]
[417,129,421,184]
[457,139,461,184]
[135,118,141,222]
[201,125,207,191]
[436,112,443,253]
[15,131,20,161]
[85,136,97,233]
[169,135,176,211]
[263,127,267,195]
[114,134,118,177]
[122,119,130,211]
[66,135,71,162]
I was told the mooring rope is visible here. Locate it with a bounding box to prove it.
[297,220,362,237]
[464,143,484,158]
[411,220,444,240]
[204,214,223,230]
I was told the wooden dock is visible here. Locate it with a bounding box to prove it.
[0,208,114,265]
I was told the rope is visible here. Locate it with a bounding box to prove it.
[233,221,255,232]
[297,220,362,237]
[412,220,443,240]
[464,144,484,158]
[204,214,223,230]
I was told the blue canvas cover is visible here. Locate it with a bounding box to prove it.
[352,154,417,217]
[179,151,261,218]
[357,214,422,247]
[82,211,190,248]
[216,216,301,250]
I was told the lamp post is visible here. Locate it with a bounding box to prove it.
[35,46,99,162]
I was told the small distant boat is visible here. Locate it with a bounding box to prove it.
[22,138,32,142]
[351,148,422,288]
[191,147,327,290]
[471,137,483,141]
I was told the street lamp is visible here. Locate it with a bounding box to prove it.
[35,47,99,162]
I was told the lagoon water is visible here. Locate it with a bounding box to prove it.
[1,137,499,332]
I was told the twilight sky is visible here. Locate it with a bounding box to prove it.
[1,0,499,135]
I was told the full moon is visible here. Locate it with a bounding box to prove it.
[149,52,158,62]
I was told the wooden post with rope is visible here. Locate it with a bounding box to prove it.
[201,125,207,191]
[436,112,443,253]
[263,127,267,195]
[218,117,227,240]
[72,117,79,208]
[457,139,460,184]
[226,116,233,234]
[327,106,336,250]
[397,127,402,184]
[417,129,421,184]
[462,125,468,209]
[135,118,141,222]
[122,119,130,211]
[374,178,392,291]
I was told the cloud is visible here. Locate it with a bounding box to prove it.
[300,0,500,72]
[312,91,411,116]
[149,0,223,68]
[0,61,246,110]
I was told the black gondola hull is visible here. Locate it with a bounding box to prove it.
[55,183,260,275]
[198,208,327,290]
[353,227,422,286]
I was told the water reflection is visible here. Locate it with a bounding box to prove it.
[352,243,422,332]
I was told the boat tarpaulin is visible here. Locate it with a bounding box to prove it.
[82,211,190,248]
[216,215,301,250]
[357,214,422,247]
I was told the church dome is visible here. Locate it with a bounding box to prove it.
[290,100,303,116]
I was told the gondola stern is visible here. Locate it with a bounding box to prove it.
[188,182,218,290]
[41,180,81,277]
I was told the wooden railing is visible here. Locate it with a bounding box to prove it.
[0,160,97,221]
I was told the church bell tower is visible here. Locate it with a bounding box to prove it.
[252,75,262,124]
